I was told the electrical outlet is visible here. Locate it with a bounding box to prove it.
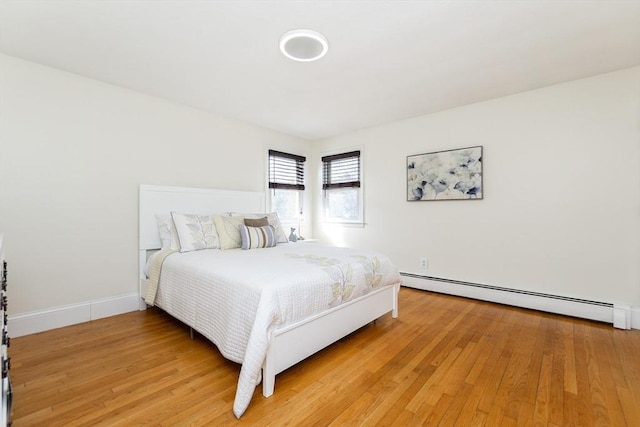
[419,257,428,269]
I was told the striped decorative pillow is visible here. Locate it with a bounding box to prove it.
[239,225,277,250]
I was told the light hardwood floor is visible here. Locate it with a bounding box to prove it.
[9,287,640,426]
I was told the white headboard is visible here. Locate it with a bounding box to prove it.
[139,184,266,250]
[138,185,266,309]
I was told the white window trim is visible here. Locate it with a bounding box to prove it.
[319,147,364,227]
[267,189,303,224]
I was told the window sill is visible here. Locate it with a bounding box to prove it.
[321,221,365,228]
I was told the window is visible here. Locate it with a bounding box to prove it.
[268,150,305,221]
[322,150,363,224]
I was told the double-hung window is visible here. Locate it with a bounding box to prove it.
[268,149,305,222]
[322,150,363,224]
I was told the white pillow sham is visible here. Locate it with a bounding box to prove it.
[171,212,220,252]
[213,215,245,250]
[155,214,181,251]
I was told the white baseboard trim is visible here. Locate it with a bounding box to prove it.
[8,293,139,337]
[633,307,640,330]
[401,275,638,330]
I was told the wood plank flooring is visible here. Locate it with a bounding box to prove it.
[9,288,640,426]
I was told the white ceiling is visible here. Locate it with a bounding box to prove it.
[1,1,639,140]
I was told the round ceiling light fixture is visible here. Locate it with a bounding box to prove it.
[279,29,328,62]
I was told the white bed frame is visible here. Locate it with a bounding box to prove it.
[138,184,399,398]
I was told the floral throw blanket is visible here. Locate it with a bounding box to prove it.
[286,253,386,307]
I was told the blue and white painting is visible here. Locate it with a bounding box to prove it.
[407,146,483,201]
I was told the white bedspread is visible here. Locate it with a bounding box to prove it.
[150,242,401,418]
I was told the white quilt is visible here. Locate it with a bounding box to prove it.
[149,242,401,418]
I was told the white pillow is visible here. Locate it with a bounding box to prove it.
[155,214,181,250]
[213,215,245,250]
[236,212,288,244]
[171,213,220,252]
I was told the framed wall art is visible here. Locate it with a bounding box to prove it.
[407,146,483,201]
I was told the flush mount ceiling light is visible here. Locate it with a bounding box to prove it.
[279,29,328,62]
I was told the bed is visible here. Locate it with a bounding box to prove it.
[138,185,401,417]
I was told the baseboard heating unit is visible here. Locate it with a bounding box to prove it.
[400,273,631,329]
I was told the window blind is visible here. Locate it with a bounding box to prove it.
[322,150,361,190]
[268,150,306,191]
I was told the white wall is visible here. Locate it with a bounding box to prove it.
[313,67,640,311]
[1,53,638,333]
[0,54,310,319]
